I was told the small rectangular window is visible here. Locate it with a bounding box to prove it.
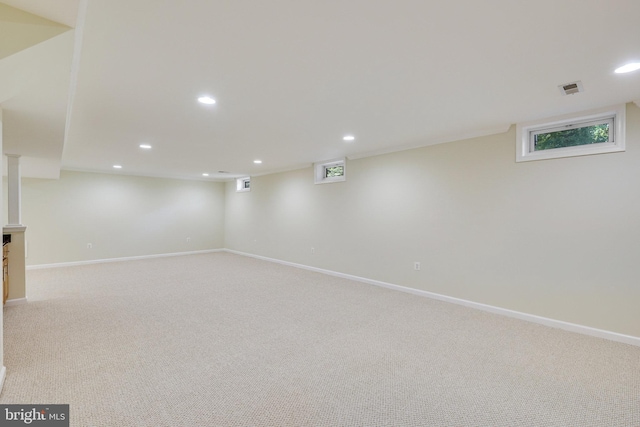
[236,177,251,192]
[531,118,613,152]
[324,165,344,178]
[314,158,346,184]
[516,105,625,162]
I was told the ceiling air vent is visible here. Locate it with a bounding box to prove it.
[558,81,584,96]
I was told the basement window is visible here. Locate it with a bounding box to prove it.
[314,158,346,184]
[516,105,625,162]
[236,177,251,192]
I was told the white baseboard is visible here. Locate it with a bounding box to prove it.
[0,366,5,394]
[224,249,640,347]
[26,249,224,270]
[5,298,27,306]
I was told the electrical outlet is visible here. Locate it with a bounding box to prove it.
[311,247,315,254]
[87,243,92,249]
[414,262,420,271]
[186,237,191,243]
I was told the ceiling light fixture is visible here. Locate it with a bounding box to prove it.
[198,96,216,104]
[139,144,152,149]
[253,160,262,164]
[202,173,209,177]
[113,165,122,169]
[614,62,640,74]
[343,135,355,141]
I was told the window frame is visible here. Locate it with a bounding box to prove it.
[236,176,251,192]
[314,158,346,184]
[516,104,626,162]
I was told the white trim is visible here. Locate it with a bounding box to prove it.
[0,366,6,394]
[3,225,27,233]
[516,104,626,162]
[26,249,223,270]
[224,249,640,347]
[5,298,27,306]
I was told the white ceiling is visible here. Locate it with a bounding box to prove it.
[3,0,640,180]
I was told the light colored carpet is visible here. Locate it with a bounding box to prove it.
[1,252,639,426]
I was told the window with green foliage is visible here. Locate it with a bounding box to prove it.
[324,165,344,178]
[532,119,612,151]
[516,105,625,162]
[314,158,346,184]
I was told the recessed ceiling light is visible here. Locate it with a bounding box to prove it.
[614,62,640,74]
[198,96,216,104]
[253,160,262,164]
[139,144,152,149]
[202,173,209,177]
[343,135,355,141]
[113,165,122,169]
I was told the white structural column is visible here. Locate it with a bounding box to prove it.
[0,108,6,392]
[6,154,22,226]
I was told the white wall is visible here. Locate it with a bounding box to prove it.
[225,103,640,338]
[17,170,225,265]
[9,106,639,338]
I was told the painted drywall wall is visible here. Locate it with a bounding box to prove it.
[225,103,640,338]
[15,170,225,265]
[0,3,70,60]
